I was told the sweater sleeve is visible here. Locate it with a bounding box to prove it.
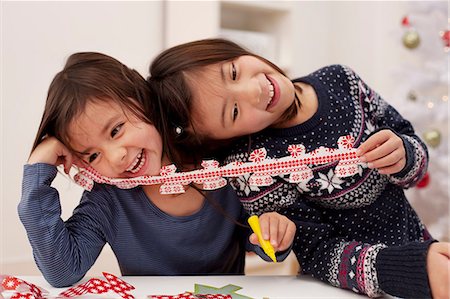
[281,201,433,298]
[18,163,114,287]
[346,66,429,188]
[376,239,435,298]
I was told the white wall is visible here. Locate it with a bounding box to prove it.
[292,1,408,103]
[1,1,163,275]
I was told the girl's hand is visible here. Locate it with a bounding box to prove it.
[249,212,296,252]
[356,129,406,175]
[427,242,450,299]
[28,136,75,174]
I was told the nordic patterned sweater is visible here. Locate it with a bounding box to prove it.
[225,65,435,298]
[18,163,289,288]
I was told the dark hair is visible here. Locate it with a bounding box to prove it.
[148,38,299,163]
[32,52,157,157]
[33,51,244,227]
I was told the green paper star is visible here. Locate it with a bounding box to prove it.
[194,283,254,299]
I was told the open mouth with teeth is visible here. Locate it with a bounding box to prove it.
[265,76,278,111]
[267,80,274,106]
[126,150,146,174]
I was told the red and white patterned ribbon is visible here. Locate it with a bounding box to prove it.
[59,272,135,299]
[148,292,231,299]
[1,274,233,299]
[74,135,366,195]
[1,275,47,299]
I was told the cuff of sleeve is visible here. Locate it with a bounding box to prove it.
[376,239,436,298]
[392,134,415,177]
[366,128,414,177]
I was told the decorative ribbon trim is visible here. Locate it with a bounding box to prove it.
[74,135,366,195]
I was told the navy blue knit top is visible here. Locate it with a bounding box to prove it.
[225,65,434,298]
[18,163,285,288]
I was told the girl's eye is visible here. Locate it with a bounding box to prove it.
[232,103,239,121]
[111,123,124,137]
[231,63,237,80]
[88,153,99,163]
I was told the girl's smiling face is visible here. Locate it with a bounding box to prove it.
[68,100,163,178]
[187,55,296,140]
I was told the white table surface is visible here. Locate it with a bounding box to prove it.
[16,275,393,299]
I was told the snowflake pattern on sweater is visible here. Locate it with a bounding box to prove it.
[225,65,431,297]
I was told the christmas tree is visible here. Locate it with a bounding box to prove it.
[393,1,449,241]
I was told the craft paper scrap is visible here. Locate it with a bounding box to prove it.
[148,292,231,299]
[194,284,254,299]
[1,275,47,299]
[74,135,366,195]
[59,272,134,299]
[1,273,134,299]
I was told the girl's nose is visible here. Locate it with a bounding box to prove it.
[105,146,127,167]
[239,81,263,108]
[235,81,261,106]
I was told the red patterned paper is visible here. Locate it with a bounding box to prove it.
[1,275,47,299]
[1,273,135,299]
[74,135,366,195]
[59,272,134,299]
[148,292,231,299]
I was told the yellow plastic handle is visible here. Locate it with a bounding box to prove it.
[248,215,277,262]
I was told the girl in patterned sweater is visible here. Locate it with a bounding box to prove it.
[147,38,450,298]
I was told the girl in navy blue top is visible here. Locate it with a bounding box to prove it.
[147,38,450,299]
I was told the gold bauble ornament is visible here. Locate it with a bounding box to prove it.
[402,30,421,49]
[407,90,418,102]
[423,129,441,148]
